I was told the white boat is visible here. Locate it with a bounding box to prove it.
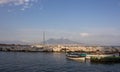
[66,52,87,61]
[66,56,85,61]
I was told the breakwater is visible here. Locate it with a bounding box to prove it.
[0,44,120,54]
[91,56,120,63]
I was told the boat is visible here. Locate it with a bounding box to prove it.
[66,52,87,61]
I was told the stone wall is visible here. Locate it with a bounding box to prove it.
[0,44,120,53]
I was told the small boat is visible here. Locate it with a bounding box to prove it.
[66,52,87,61]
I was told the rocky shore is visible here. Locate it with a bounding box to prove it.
[0,44,120,54]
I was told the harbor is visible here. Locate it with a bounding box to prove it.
[0,0,120,72]
[0,44,120,63]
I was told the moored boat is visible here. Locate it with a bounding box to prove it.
[66,52,87,61]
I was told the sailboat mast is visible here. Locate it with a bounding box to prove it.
[43,31,45,46]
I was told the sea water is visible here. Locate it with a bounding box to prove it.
[0,52,120,72]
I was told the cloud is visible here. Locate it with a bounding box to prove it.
[0,0,29,5]
[0,0,38,10]
[0,0,10,4]
[80,33,90,37]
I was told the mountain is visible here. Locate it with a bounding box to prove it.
[0,38,82,45]
[42,38,82,44]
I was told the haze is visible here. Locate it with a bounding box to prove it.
[0,0,120,45]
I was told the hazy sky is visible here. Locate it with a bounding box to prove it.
[0,0,120,45]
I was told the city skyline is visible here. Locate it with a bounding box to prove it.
[0,0,120,45]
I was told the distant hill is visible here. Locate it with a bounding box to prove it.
[0,41,30,45]
[42,38,82,44]
[0,38,82,45]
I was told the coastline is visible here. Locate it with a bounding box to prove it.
[0,44,120,54]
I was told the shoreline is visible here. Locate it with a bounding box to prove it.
[0,44,120,54]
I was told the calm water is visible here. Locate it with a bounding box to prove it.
[0,52,120,72]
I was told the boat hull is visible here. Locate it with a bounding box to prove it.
[66,56,85,61]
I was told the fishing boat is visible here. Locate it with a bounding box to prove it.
[66,52,87,61]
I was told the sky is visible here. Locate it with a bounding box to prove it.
[0,0,120,45]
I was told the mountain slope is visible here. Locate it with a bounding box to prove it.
[42,38,82,44]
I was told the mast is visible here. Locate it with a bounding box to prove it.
[43,31,45,46]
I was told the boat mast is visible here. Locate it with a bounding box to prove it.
[43,31,45,47]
